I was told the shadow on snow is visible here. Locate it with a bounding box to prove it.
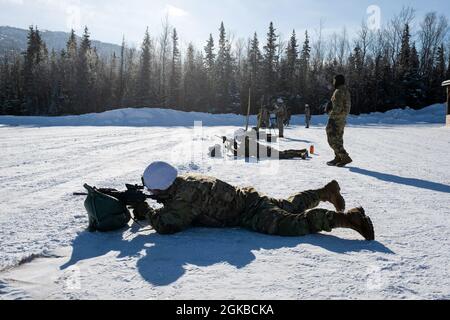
[349,167,450,194]
[61,226,394,287]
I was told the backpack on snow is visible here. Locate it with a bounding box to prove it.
[83,184,131,232]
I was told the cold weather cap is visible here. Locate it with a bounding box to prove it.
[143,162,178,191]
[334,74,346,87]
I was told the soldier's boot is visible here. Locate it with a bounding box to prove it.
[327,157,341,166]
[333,207,375,241]
[318,180,346,212]
[336,154,353,167]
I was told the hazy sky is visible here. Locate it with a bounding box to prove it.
[1,0,449,49]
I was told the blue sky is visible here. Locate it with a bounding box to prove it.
[0,0,449,49]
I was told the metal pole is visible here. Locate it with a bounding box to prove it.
[447,86,449,115]
[447,86,450,126]
[245,87,251,131]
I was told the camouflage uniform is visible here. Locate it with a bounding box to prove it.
[223,135,308,160]
[327,85,352,160]
[276,105,287,138]
[305,106,312,128]
[147,175,335,236]
[258,107,271,129]
[278,149,308,160]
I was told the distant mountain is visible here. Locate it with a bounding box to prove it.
[0,26,121,57]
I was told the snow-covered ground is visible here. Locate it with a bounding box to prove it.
[0,104,449,300]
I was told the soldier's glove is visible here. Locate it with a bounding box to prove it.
[131,202,154,221]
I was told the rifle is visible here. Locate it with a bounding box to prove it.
[74,183,158,228]
[73,183,159,204]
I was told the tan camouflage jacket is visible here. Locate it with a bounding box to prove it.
[275,105,287,121]
[330,85,352,121]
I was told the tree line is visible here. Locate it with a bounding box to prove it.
[1,7,449,117]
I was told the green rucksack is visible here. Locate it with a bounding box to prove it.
[83,184,131,232]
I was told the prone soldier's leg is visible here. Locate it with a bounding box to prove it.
[240,198,334,237]
[279,149,308,160]
[278,181,346,214]
[278,190,321,214]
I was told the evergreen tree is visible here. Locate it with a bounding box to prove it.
[446,45,450,80]
[108,52,118,108]
[348,45,365,113]
[243,32,264,114]
[184,43,196,110]
[75,26,93,114]
[23,26,49,115]
[279,30,298,96]
[398,24,411,80]
[298,31,311,102]
[67,29,77,58]
[138,28,152,105]
[0,54,22,115]
[431,45,447,102]
[194,51,210,112]
[60,29,78,113]
[263,22,278,98]
[407,43,425,107]
[168,28,181,107]
[215,22,235,112]
[117,36,126,107]
[204,34,216,109]
[48,49,62,115]
[397,24,412,106]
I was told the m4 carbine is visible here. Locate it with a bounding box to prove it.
[74,183,158,205]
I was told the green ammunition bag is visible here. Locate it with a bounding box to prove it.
[83,184,131,232]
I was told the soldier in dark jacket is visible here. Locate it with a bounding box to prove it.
[138,162,375,240]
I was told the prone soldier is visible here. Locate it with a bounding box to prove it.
[134,162,375,240]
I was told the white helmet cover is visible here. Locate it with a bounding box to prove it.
[143,162,178,191]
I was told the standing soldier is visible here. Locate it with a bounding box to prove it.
[305,104,312,128]
[284,106,292,127]
[326,75,353,167]
[257,106,271,129]
[275,98,287,138]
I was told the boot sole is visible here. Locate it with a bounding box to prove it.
[336,161,353,168]
[329,181,346,212]
[327,163,338,167]
[354,212,375,241]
